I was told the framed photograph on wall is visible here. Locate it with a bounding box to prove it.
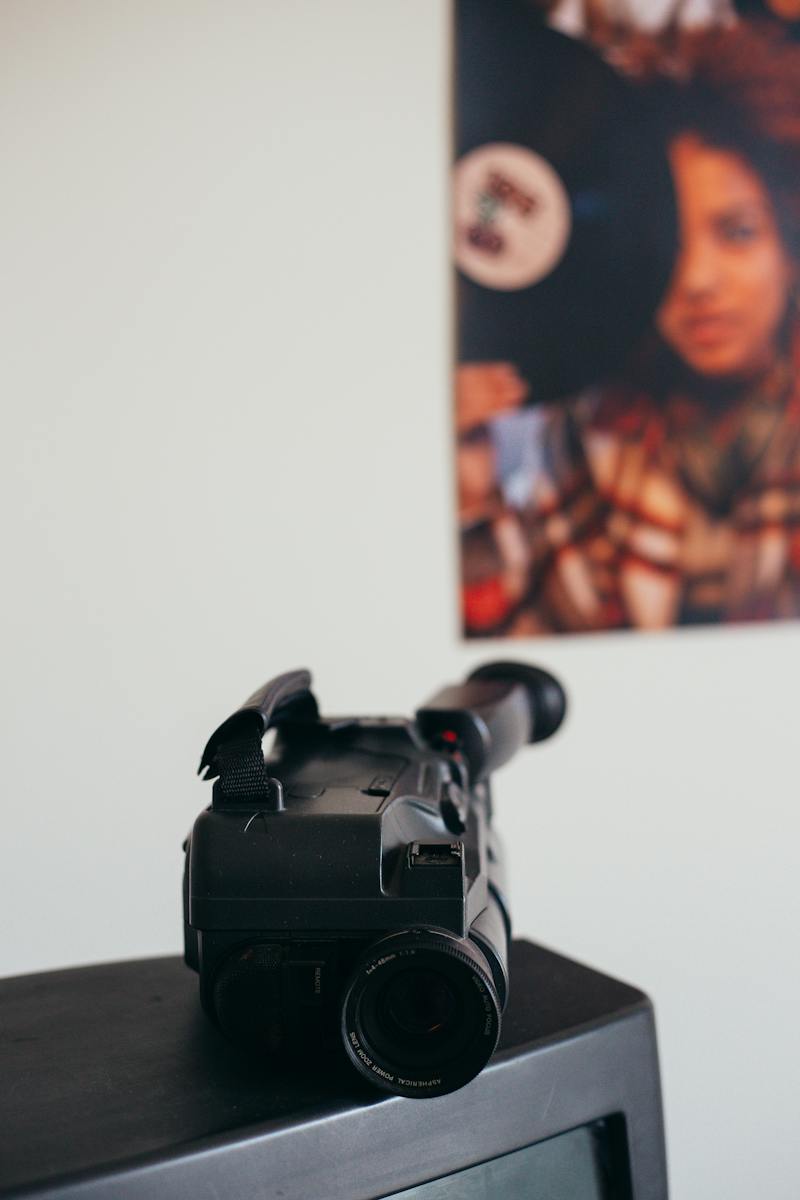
[454,0,800,637]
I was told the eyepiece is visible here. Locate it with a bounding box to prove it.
[341,930,501,1098]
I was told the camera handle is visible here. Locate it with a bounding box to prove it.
[416,661,566,783]
[198,669,319,809]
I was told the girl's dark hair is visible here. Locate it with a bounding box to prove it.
[615,21,800,395]
[650,21,800,258]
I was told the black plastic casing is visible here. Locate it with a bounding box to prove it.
[183,716,510,1079]
[183,663,567,1096]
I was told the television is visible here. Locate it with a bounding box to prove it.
[0,939,667,1199]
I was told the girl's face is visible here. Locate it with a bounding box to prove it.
[656,134,795,382]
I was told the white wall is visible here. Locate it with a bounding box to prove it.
[1,4,797,1198]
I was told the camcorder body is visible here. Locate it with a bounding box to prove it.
[183,662,565,1098]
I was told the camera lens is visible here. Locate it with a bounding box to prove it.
[341,930,501,1098]
[379,969,459,1040]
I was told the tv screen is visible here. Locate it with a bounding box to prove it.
[384,1117,629,1199]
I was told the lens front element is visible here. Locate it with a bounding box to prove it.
[380,969,459,1039]
[341,930,501,1098]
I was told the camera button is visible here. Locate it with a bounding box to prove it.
[362,776,393,797]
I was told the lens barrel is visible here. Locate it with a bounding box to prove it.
[340,929,501,1098]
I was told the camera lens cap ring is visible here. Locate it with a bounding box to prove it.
[341,930,501,1099]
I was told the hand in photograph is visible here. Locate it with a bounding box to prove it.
[455,362,529,435]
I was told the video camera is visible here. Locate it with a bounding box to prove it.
[183,661,565,1098]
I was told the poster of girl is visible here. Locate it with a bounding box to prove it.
[455,1,800,636]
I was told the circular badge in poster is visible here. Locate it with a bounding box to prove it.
[454,143,572,292]
[455,10,678,401]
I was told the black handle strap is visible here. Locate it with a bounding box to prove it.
[198,669,319,806]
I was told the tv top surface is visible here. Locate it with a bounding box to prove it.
[0,940,667,1200]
